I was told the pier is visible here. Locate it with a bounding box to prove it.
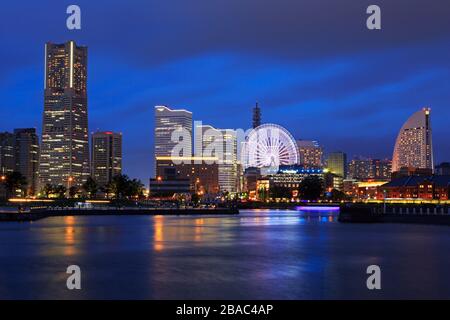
[339,203,450,225]
[0,206,239,222]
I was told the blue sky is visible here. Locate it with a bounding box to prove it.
[1,0,449,183]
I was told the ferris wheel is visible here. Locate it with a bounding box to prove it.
[243,123,299,169]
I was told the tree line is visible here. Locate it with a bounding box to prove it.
[0,172,145,200]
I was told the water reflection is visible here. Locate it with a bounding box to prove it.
[0,209,449,299]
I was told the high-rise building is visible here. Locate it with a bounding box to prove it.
[297,140,323,168]
[252,102,261,129]
[14,129,39,195]
[91,131,122,186]
[195,124,238,192]
[326,152,347,178]
[392,108,434,173]
[39,41,89,189]
[348,158,392,181]
[0,132,15,175]
[154,106,192,159]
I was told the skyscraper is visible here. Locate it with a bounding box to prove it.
[252,102,261,129]
[392,108,434,173]
[326,152,347,178]
[195,124,238,192]
[297,140,323,168]
[14,129,39,195]
[39,41,89,189]
[154,106,192,158]
[0,132,15,175]
[91,131,122,186]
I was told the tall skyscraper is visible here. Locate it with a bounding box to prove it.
[326,152,347,178]
[392,108,433,173]
[0,132,15,175]
[297,140,323,168]
[14,129,39,195]
[39,41,89,189]
[252,102,261,129]
[195,124,238,192]
[154,106,192,158]
[91,131,122,186]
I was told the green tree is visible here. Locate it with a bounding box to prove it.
[128,178,145,198]
[109,174,129,199]
[299,176,324,201]
[69,186,79,198]
[327,188,347,202]
[3,171,27,198]
[82,177,98,198]
[270,185,291,200]
[41,183,54,198]
[54,185,67,199]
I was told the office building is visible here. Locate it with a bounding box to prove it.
[39,41,89,189]
[0,132,15,175]
[348,158,391,181]
[14,129,39,195]
[91,131,122,186]
[154,106,192,158]
[326,152,347,178]
[195,124,238,192]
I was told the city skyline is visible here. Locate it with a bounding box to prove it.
[1,1,450,184]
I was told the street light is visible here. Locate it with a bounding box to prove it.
[0,175,6,182]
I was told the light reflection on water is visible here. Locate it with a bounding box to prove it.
[0,209,449,299]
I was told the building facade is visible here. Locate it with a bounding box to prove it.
[348,158,392,181]
[154,106,192,158]
[195,124,238,193]
[14,129,40,195]
[155,156,219,195]
[379,175,450,201]
[39,41,89,189]
[326,152,347,178]
[0,132,15,175]
[392,108,434,173]
[297,140,323,168]
[91,131,122,186]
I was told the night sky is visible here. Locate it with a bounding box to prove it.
[1,0,449,184]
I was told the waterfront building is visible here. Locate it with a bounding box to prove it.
[326,152,347,178]
[297,140,323,168]
[379,175,450,200]
[14,129,40,196]
[195,124,238,193]
[155,156,219,195]
[149,177,190,197]
[91,131,122,186]
[39,41,89,189]
[255,165,324,200]
[435,163,450,176]
[392,108,434,173]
